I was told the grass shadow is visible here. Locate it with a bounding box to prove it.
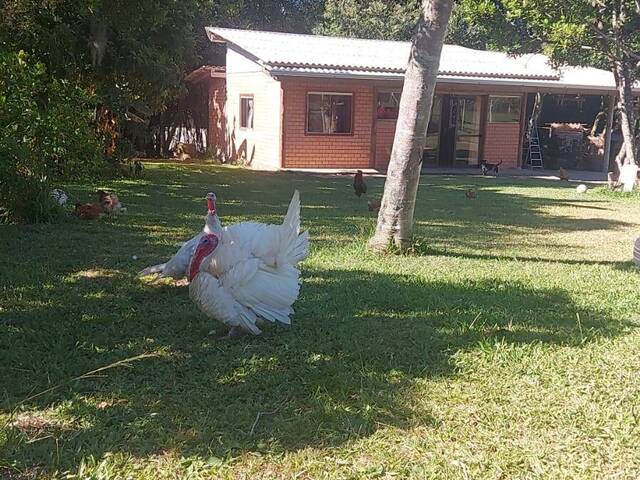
[2,267,633,473]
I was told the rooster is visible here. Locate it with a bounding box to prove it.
[188,191,309,337]
[353,170,367,197]
[367,198,381,213]
[98,190,124,214]
[559,167,570,181]
[138,192,222,279]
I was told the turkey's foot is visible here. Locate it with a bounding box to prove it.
[208,326,245,340]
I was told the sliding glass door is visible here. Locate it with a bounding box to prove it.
[453,96,482,166]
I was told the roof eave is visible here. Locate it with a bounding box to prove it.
[269,68,620,93]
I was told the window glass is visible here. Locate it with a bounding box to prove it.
[489,96,521,123]
[424,95,442,165]
[454,96,482,165]
[376,91,401,119]
[240,96,254,129]
[307,93,353,134]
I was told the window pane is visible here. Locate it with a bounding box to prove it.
[307,94,325,133]
[240,97,254,128]
[454,96,482,166]
[456,97,481,135]
[332,95,352,133]
[246,98,254,128]
[423,95,442,165]
[427,95,442,135]
[455,135,480,165]
[377,92,400,119]
[489,96,521,123]
[307,93,352,134]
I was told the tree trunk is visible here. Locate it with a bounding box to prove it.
[613,59,637,166]
[368,0,454,251]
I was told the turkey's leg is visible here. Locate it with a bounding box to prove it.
[223,326,244,339]
[208,325,245,340]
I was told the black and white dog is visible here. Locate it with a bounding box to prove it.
[481,160,502,176]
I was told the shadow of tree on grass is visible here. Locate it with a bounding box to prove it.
[2,267,633,474]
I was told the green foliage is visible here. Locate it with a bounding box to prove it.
[457,0,640,69]
[315,0,421,41]
[0,50,103,223]
[315,1,516,49]
[211,0,323,34]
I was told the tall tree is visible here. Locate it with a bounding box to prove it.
[458,0,640,167]
[316,0,515,49]
[368,0,454,251]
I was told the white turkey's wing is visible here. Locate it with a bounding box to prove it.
[161,233,203,279]
[221,261,301,325]
[189,272,261,334]
[205,229,254,277]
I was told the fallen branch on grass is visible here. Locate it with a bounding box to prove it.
[14,352,159,408]
[249,408,279,437]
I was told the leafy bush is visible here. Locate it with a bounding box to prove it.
[0,50,104,222]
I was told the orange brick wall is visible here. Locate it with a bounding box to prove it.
[483,122,522,168]
[281,78,374,169]
[374,119,396,170]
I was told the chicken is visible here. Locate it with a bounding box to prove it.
[137,192,222,279]
[51,189,68,206]
[353,170,367,197]
[367,198,381,213]
[74,202,103,220]
[188,191,309,337]
[559,167,570,181]
[465,189,477,199]
[98,190,124,214]
[607,172,621,190]
[132,160,144,177]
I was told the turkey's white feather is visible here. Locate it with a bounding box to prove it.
[138,209,221,279]
[190,191,309,334]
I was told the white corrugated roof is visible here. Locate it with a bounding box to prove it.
[206,27,620,92]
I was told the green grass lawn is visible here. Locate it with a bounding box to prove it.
[2,163,640,479]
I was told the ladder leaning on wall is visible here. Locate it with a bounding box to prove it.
[526,124,544,168]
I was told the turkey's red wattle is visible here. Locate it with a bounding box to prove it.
[207,197,216,214]
[188,234,219,281]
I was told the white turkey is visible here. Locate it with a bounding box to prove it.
[138,192,222,279]
[188,190,309,337]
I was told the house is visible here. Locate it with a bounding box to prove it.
[197,27,624,172]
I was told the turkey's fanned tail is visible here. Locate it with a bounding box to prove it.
[282,190,301,234]
[277,190,309,266]
[293,230,310,263]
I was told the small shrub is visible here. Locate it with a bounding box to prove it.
[0,50,105,223]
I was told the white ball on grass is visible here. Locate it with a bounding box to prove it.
[132,255,138,261]
[576,184,588,194]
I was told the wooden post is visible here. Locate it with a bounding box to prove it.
[602,94,616,173]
